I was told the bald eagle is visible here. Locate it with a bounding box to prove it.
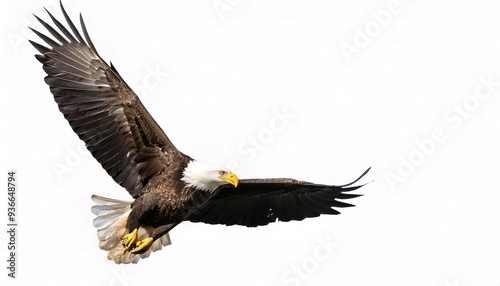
[30,2,370,264]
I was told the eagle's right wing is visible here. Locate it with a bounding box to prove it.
[188,168,370,227]
[30,3,187,198]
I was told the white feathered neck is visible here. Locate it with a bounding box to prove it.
[181,160,228,192]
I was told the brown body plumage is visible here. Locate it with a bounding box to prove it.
[30,2,370,264]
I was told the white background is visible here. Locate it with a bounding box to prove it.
[2,0,500,285]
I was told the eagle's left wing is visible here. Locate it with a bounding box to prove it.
[29,3,188,199]
[188,168,370,227]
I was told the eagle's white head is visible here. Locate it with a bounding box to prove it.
[181,160,239,192]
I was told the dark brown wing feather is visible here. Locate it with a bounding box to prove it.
[188,168,370,227]
[30,3,187,198]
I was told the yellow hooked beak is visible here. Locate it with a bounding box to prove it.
[220,172,239,188]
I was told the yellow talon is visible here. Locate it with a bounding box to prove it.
[122,229,138,251]
[130,237,153,253]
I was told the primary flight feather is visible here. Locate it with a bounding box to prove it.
[30,2,370,264]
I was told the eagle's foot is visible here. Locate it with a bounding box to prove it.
[130,237,153,253]
[122,229,138,251]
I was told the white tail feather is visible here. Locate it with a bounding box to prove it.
[91,195,171,264]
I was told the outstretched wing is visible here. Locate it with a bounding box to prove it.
[188,168,370,227]
[30,3,186,198]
